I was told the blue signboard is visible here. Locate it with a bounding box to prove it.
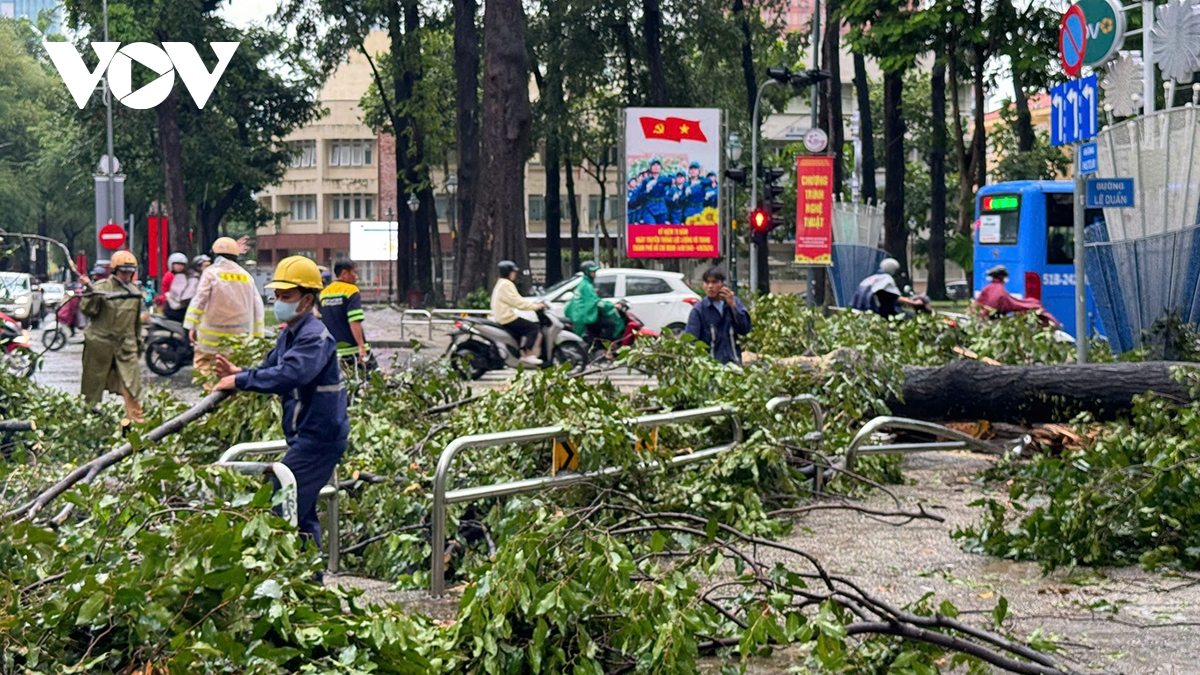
[1086,178,1134,208]
[1051,75,1099,147]
[1079,141,1098,174]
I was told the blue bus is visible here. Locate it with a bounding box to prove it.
[974,181,1106,339]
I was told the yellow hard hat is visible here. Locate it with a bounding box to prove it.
[266,255,323,291]
[110,250,138,269]
[212,237,240,256]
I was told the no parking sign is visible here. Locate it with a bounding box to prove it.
[1060,4,1088,77]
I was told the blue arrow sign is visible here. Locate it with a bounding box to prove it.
[1086,178,1134,208]
[1051,75,1098,147]
[1079,141,1098,174]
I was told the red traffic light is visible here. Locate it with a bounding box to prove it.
[750,209,769,234]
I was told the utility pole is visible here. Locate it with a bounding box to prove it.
[807,0,821,306]
[102,0,117,263]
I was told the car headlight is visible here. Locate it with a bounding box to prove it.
[16,296,29,304]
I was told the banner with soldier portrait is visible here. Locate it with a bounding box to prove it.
[624,107,721,259]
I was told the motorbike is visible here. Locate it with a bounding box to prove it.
[582,299,660,364]
[1,310,38,378]
[144,314,193,377]
[447,308,587,380]
[41,291,84,351]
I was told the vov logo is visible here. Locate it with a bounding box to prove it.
[43,42,240,110]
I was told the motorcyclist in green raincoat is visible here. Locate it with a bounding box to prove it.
[564,262,624,348]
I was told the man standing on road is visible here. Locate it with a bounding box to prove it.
[78,250,144,422]
[491,260,546,365]
[185,237,265,377]
[684,266,751,365]
[213,256,347,574]
[319,258,373,370]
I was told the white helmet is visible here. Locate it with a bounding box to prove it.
[167,252,188,267]
[879,258,900,275]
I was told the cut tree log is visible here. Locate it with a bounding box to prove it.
[890,360,1197,424]
[3,391,230,523]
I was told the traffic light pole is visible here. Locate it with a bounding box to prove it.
[749,79,778,294]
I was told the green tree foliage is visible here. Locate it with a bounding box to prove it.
[0,19,58,232]
[989,102,1071,183]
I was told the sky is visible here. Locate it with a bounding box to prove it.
[217,0,280,29]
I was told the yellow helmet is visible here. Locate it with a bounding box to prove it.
[266,255,323,291]
[212,237,240,256]
[110,250,138,270]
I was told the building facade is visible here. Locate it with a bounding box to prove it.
[0,0,62,33]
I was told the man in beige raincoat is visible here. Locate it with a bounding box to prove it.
[79,250,145,422]
[185,236,265,376]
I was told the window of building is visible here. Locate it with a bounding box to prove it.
[288,140,316,168]
[588,195,621,222]
[289,195,316,221]
[331,194,375,221]
[329,140,373,167]
[528,195,545,221]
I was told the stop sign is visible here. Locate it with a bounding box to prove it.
[98,223,127,250]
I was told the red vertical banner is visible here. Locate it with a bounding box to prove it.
[148,216,161,278]
[159,216,169,277]
[794,156,834,265]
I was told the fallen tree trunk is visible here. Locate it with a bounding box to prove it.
[890,360,1197,424]
[4,391,230,523]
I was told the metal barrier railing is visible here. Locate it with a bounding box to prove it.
[215,440,341,574]
[399,308,492,340]
[766,395,827,491]
[430,405,743,595]
[841,416,1025,478]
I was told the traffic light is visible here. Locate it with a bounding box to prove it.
[789,69,832,88]
[758,166,787,235]
[750,208,769,235]
[724,168,747,185]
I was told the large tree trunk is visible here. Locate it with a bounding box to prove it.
[643,0,667,106]
[947,43,975,240]
[971,0,987,191]
[544,126,563,286]
[564,151,581,272]
[733,0,757,117]
[157,91,191,256]
[477,0,533,291]
[1011,75,1035,153]
[882,70,907,282]
[928,61,948,301]
[388,4,412,298]
[452,0,482,303]
[852,52,876,205]
[890,361,1198,424]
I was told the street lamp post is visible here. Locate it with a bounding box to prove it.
[406,193,419,305]
[446,174,458,300]
[727,133,742,293]
[386,206,394,306]
[101,0,116,264]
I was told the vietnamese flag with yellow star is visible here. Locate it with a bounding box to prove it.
[639,116,708,143]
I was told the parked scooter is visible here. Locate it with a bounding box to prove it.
[144,314,193,377]
[447,308,587,380]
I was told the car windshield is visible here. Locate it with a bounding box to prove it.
[0,273,29,298]
[43,284,64,294]
[541,273,582,297]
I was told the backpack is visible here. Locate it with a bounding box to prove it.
[850,281,876,312]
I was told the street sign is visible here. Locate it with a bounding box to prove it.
[1086,178,1135,208]
[1079,0,1126,66]
[1060,4,1088,77]
[803,128,828,153]
[98,223,127,250]
[1051,75,1098,146]
[551,439,578,475]
[1079,141,1098,174]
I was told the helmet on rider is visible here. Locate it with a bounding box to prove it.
[110,250,138,273]
[191,254,211,269]
[580,261,601,278]
[167,252,188,268]
[986,264,1009,280]
[211,236,240,260]
[879,258,900,275]
[497,260,519,278]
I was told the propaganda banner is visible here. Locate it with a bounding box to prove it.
[624,107,721,259]
[794,155,834,265]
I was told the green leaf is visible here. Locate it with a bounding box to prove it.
[76,591,106,626]
[993,596,1009,629]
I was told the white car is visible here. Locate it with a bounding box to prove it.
[535,268,700,334]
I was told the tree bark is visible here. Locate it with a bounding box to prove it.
[403,0,433,299]
[387,4,411,298]
[882,70,907,281]
[1012,74,1035,153]
[733,0,757,118]
[544,129,563,286]
[452,0,482,303]
[475,0,533,292]
[971,0,987,190]
[564,150,581,272]
[643,0,667,106]
[889,361,1198,424]
[816,0,843,306]
[157,91,191,256]
[852,52,876,205]
[928,61,948,301]
[947,42,975,240]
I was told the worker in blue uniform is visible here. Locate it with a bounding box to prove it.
[214,255,348,570]
[640,159,670,224]
[627,175,647,224]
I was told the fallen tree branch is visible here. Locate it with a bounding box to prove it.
[4,391,230,523]
[0,420,36,432]
[765,501,945,523]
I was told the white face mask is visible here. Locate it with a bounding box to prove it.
[274,297,308,323]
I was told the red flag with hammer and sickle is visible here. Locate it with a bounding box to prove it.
[639,116,708,143]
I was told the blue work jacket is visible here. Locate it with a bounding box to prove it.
[234,311,348,450]
[684,296,752,365]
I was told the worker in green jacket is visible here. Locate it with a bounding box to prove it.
[78,250,144,422]
[564,261,624,348]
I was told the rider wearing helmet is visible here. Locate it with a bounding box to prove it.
[184,237,265,377]
[490,260,547,365]
[976,265,1059,327]
[78,250,144,422]
[155,252,188,310]
[851,258,924,318]
[162,252,194,322]
[214,256,348,571]
[564,261,624,348]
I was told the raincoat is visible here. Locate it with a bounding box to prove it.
[976,279,1059,327]
[184,257,265,352]
[79,276,143,403]
[564,275,622,339]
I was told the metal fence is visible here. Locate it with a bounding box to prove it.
[399,308,492,340]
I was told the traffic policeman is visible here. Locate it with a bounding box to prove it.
[213,255,348,564]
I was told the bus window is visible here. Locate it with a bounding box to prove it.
[979,194,1020,244]
[1045,194,1107,265]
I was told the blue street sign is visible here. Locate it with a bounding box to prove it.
[1079,141,1098,174]
[1086,178,1134,208]
[1051,74,1099,147]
